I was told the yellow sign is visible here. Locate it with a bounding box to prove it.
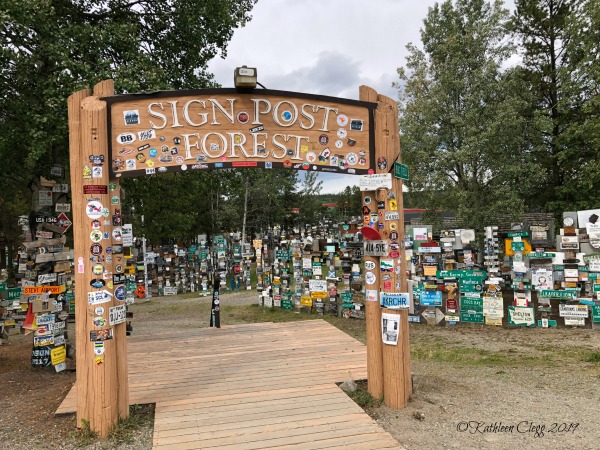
[253,239,262,249]
[504,238,531,256]
[23,285,66,295]
[51,346,66,365]
[300,296,313,306]
[107,91,374,178]
[485,317,503,326]
[310,291,328,299]
[389,199,398,211]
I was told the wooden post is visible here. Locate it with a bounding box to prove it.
[68,80,129,436]
[360,87,384,399]
[360,86,412,408]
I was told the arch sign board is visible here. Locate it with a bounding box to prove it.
[105,89,376,179]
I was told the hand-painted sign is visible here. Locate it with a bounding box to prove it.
[508,306,535,326]
[107,90,375,178]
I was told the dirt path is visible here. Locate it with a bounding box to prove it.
[1,291,599,449]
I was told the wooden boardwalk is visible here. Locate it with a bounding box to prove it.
[57,320,402,449]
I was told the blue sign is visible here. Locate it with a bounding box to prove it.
[380,292,410,309]
[420,290,442,306]
[114,286,126,302]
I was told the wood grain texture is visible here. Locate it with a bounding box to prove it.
[57,320,403,449]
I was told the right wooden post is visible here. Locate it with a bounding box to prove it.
[360,85,411,408]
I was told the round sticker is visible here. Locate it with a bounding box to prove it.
[390,231,399,240]
[92,264,104,275]
[90,244,102,256]
[365,272,377,285]
[181,164,187,171]
[346,153,358,165]
[318,134,329,145]
[95,306,104,315]
[101,207,110,218]
[365,261,376,270]
[86,201,104,219]
[337,114,349,127]
[115,286,126,301]
[90,230,102,243]
[237,111,249,124]
[281,110,293,122]
[115,264,123,273]
[91,219,101,229]
[335,140,343,148]
[306,152,316,163]
[337,128,347,139]
[149,148,158,158]
[390,222,398,231]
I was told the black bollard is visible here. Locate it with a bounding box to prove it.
[210,275,221,328]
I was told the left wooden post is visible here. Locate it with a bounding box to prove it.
[68,80,129,437]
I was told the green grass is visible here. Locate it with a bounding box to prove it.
[69,404,155,449]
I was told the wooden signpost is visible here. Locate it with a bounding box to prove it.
[68,81,410,435]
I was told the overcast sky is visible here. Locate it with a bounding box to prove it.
[207,0,510,194]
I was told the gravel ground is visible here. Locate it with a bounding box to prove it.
[1,290,599,449]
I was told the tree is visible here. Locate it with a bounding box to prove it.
[511,0,596,214]
[0,0,257,254]
[295,172,324,228]
[396,0,539,229]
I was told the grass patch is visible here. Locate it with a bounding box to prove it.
[581,351,600,363]
[341,380,383,412]
[69,404,154,449]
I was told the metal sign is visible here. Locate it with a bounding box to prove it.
[364,240,389,257]
[393,162,409,180]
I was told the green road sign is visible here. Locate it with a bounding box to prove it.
[460,311,484,323]
[507,231,529,238]
[393,162,409,180]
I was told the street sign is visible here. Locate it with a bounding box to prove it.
[393,162,409,180]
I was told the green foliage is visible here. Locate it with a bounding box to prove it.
[0,0,257,249]
[510,0,595,215]
[396,0,536,229]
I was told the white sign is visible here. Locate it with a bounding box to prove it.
[35,314,56,325]
[384,211,399,221]
[559,304,589,318]
[163,286,178,295]
[109,304,127,326]
[87,290,112,305]
[309,280,327,292]
[564,317,586,326]
[509,306,535,325]
[364,240,389,257]
[39,190,53,206]
[55,203,71,212]
[381,312,400,345]
[38,273,58,284]
[122,224,133,246]
[589,258,600,272]
[381,292,410,309]
[483,297,504,318]
[359,173,392,191]
[302,258,312,269]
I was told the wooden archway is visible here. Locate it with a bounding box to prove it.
[68,80,410,435]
